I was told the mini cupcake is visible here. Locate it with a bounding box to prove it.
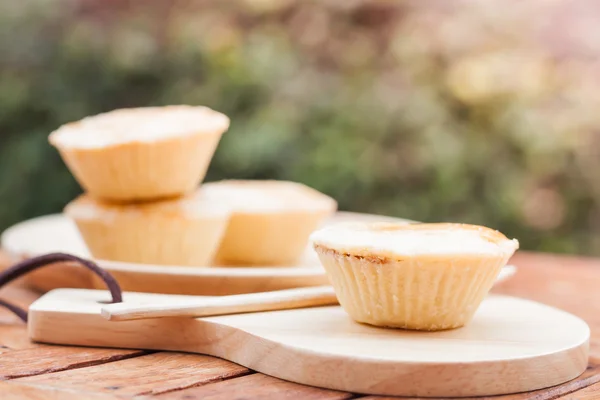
[49,106,230,202]
[203,180,337,266]
[311,222,519,330]
[65,189,231,266]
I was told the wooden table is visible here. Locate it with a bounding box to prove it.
[1,251,599,400]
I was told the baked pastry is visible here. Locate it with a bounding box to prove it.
[49,106,230,202]
[65,189,230,266]
[203,180,337,266]
[311,222,519,330]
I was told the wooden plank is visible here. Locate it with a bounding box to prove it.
[154,373,354,400]
[0,252,38,296]
[360,358,600,399]
[0,325,37,350]
[559,381,600,399]
[0,286,39,318]
[0,286,40,349]
[0,382,120,400]
[14,352,250,396]
[0,346,145,379]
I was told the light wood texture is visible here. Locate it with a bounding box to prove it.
[28,288,589,397]
[361,359,600,399]
[496,252,600,360]
[0,214,518,296]
[0,284,42,349]
[101,285,338,321]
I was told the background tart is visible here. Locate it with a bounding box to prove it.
[204,180,337,266]
[49,105,230,202]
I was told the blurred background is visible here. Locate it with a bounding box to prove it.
[1,0,600,256]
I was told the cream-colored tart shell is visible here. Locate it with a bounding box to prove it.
[204,180,338,266]
[312,223,519,330]
[49,106,229,202]
[65,191,230,266]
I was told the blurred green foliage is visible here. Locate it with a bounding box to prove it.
[1,0,600,255]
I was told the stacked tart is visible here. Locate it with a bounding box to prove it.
[50,106,337,267]
[50,106,229,202]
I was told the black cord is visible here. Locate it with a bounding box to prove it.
[0,253,123,322]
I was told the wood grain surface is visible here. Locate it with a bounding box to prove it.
[26,289,591,397]
[1,251,600,399]
[154,373,354,400]
[0,347,145,379]
[495,253,600,359]
[14,353,250,396]
[562,381,600,400]
[361,358,600,399]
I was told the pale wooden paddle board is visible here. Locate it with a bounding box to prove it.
[28,289,589,397]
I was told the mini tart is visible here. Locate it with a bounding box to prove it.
[64,190,231,266]
[203,180,337,266]
[311,222,519,331]
[49,106,230,202]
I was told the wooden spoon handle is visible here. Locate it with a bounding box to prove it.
[101,286,338,321]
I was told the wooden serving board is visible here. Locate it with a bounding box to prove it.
[29,289,590,397]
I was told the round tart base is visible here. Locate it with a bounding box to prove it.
[311,222,518,331]
[315,246,508,330]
